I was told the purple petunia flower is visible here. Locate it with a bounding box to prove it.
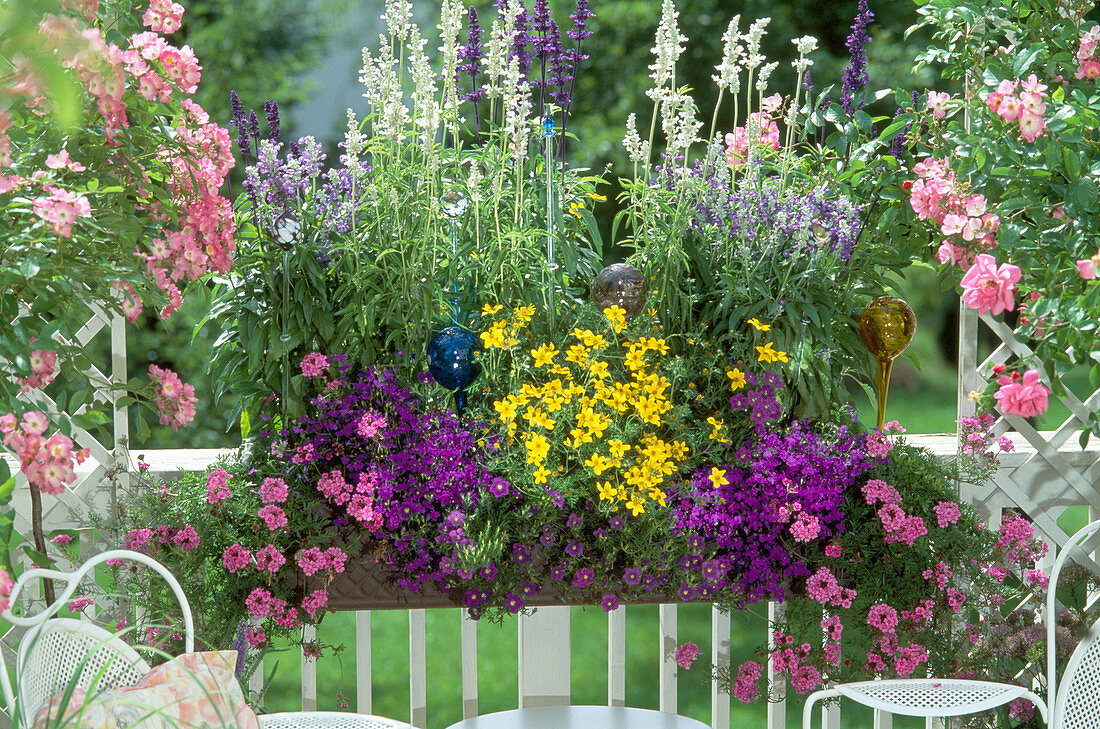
[566,540,584,557]
[572,568,594,588]
[505,593,525,613]
[601,594,619,612]
[623,568,642,586]
[566,513,582,529]
[677,583,695,602]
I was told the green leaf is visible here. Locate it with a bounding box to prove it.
[1081,429,1091,450]
[21,548,54,569]
[0,476,14,505]
[72,411,110,429]
[240,409,251,439]
[17,258,40,279]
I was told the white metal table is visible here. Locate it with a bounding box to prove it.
[443,705,710,729]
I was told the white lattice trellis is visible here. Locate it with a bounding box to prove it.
[956,304,1100,547]
[3,297,129,543]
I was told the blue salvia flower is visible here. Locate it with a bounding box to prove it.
[232,620,248,681]
[510,4,533,79]
[839,0,874,115]
[229,90,252,162]
[264,99,281,141]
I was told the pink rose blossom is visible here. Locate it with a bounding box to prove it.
[1077,259,1097,279]
[959,254,1020,316]
[994,369,1050,418]
[0,569,12,613]
[926,91,950,117]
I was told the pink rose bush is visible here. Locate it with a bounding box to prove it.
[994,368,1050,419]
[907,157,999,269]
[959,254,1021,316]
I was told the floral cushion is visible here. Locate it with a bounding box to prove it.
[33,650,259,729]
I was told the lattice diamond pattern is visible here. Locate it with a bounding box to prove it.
[1056,624,1100,729]
[956,306,1100,554]
[4,297,128,543]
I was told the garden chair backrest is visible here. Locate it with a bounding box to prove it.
[0,549,195,727]
[1047,520,1100,729]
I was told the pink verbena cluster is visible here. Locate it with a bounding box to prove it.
[863,479,927,547]
[245,586,304,630]
[864,602,930,677]
[296,547,348,577]
[300,352,330,377]
[259,476,288,503]
[731,661,764,702]
[673,641,701,670]
[316,469,384,530]
[205,467,232,503]
[984,75,1049,143]
[0,411,89,496]
[770,631,821,694]
[805,566,855,609]
[147,364,197,430]
[124,524,198,552]
[957,412,1015,458]
[996,514,1049,565]
[19,349,58,393]
[1074,26,1100,80]
[907,157,1000,269]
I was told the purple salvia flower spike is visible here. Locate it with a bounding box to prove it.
[264,99,281,141]
[839,0,874,116]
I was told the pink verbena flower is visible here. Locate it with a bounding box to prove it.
[300,352,329,377]
[205,467,232,503]
[258,504,287,531]
[867,603,899,633]
[674,642,701,670]
[731,661,763,703]
[790,512,821,542]
[252,544,284,573]
[933,501,961,528]
[861,479,901,506]
[173,524,199,551]
[259,476,288,504]
[301,588,328,619]
[959,254,1021,316]
[245,626,266,648]
[222,543,252,572]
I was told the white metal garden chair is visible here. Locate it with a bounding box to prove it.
[0,548,411,729]
[803,518,1100,729]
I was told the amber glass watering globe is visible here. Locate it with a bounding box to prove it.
[858,296,916,429]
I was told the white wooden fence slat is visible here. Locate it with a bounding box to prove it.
[658,603,677,713]
[410,609,427,728]
[517,606,570,708]
[356,611,372,714]
[608,607,626,707]
[302,624,317,711]
[460,610,478,719]
[767,602,786,729]
[710,606,730,729]
[873,709,893,729]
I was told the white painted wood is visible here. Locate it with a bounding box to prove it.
[249,652,264,707]
[356,611,372,714]
[873,709,893,729]
[767,602,786,729]
[608,607,626,707]
[710,606,730,729]
[410,609,427,728]
[461,610,478,719]
[518,606,570,708]
[302,624,317,711]
[658,604,678,713]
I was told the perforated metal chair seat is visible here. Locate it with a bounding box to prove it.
[834,678,1042,717]
[259,711,413,729]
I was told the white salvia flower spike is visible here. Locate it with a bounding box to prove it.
[649,0,687,90]
[712,15,743,92]
[756,62,777,91]
[742,17,770,71]
[383,0,413,41]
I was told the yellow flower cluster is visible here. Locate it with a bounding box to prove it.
[489,308,687,517]
[480,304,536,349]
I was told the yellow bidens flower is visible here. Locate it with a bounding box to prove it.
[531,343,558,367]
[482,303,503,315]
[726,368,746,391]
[586,192,607,202]
[585,452,614,475]
[480,320,508,349]
[569,201,584,218]
[624,349,646,371]
[706,416,730,444]
[747,317,771,331]
[533,465,551,484]
[709,467,729,488]
[514,304,536,324]
[756,342,789,363]
[603,305,627,334]
[598,481,618,502]
[525,433,550,465]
